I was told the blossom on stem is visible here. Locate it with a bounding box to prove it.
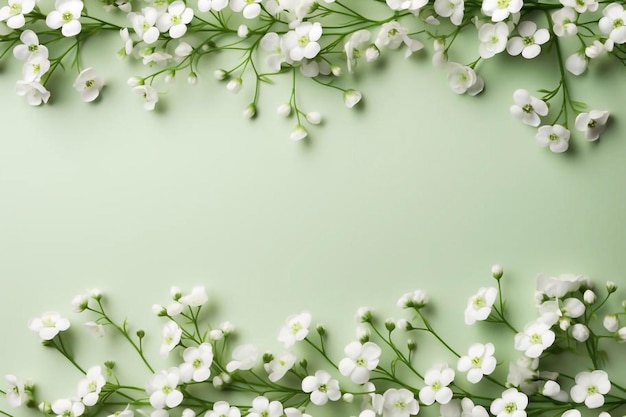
[570,370,611,408]
[510,89,548,127]
[301,370,341,405]
[146,368,183,409]
[338,341,382,384]
[514,320,555,358]
[464,287,497,324]
[226,344,259,372]
[506,21,549,59]
[490,388,528,417]
[77,366,106,406]
[73,68,104,102]
[575,110,609,141]
[28,312,70,340]
[179,343,213,382]
[457,343,496,383]
[419,364,455,405]
[381,388,419,417]
[160,322,182,357]
[535,125,570,153]
[478,22,509,58]
[46,0,84,37]
[5,375,27,407]
[0,0,35,29]
[278,311,311,348]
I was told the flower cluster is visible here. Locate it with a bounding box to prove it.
[0,0,622,146]
[2,268,626,417]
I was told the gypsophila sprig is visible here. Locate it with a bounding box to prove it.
[0,0,622,146]
[3,266,626,417]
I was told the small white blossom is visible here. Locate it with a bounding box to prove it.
[197,0,227,12]
[386,0,428,12]
[128,8,160,44]
[343,89,362,108]
[290,125,308,141]
[464,287,497,325]
[514,320,555,358]
[510,89,548,127]
[146,368,183,409]
[571,323,589,342]
[226,78,242,93]
[28,312,70,340]
[160,322,182,357]
[478,22,509,58]
[15,81,50,106]
[179,343,213,382]
[575,110,609,141]
[13,30,48,61]
[179,286,208,307]
[570,371,611,408]
[133,85,159,110]
[247,397,282,417]
[585,39,614,58]
[599,3,626,44]
[565,52,587,75]
[419,364,455,405]
[344,29,371,73]
[381,388,419,417]
[283,22,322,61]
[461,398,489,417]
[374,21,424,56]
[434,0,464,25]
[264,351,296,382]
[5,375,27,408]
[397,290,429,309]
[551,8,577,36]
[481,0,522,21]
[0,0,35,29]
[52,400,85,417]
[22,52,50,82]
[157,1,193,39]
[535,124,570,153]
[77,366,106,406]
[73,68,104,102]
[278,311,311,348]
[560,0,597,12]
[205,402,240,417]
[603,314,619,332]
[301,370,341,405]
[507,21,549,58]
[490,389,528,417]
[226,344,259,372]
[457,343,496,383]
[230,0,261,19]
[46,0,83,36]
[84,322,105,338]
[339,341,381,384]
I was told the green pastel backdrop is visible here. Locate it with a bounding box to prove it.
[0,32,625,410]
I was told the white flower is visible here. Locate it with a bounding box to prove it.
[343,89,362,108]
[551,8,577,36]
[278,311,311,348]
[264,351,296,382]
[179,286,208,307]
[339,341,382,384]
[464,287,497,324]
[230,0,261,19]
[481,0,522,21]
[478,22,509,58]
[247,397,282,417]
[344,29,371,73]
[157,1,193,39]
[510,89,548,127]
[5,375,26,408]
[205,402,240,417]
[570,371,611,408]
[133,85,158,110]
[84,322,105,338]
[226,78,242,94]
[260,32,288,71]
[71,294,89,313]
[571,323,589,342]
[13,30,48,61]
[535,124,570,153]
[159,322,182,357]
[618,327,626,340]
[565,52,587,75]
[356,306,374,322]
[506,21,549,59]
[146,368,183,409]
[179,343,213,382]
[586,39,614,58]
[52,400,85,417]
[284,408,312,417]
[197,0,227,12]
[128,8,160,44]
[306,111,322,125]
[514,320,555,358]
[0,0,35,29]
[434,0,464,25]
[537,298,585,326]
[46,0,83,37]
[457,343,496,383]
[226,344,259,372]
[506,357,538,389]
[461,398,488,417]
[77,366,106,406]
[574,110,609,141]
[381,388,419,417]
[603,314,619,332]
[599,3,626,44]
[301,370,341,405]
[283,22,322,61]
[22,52,50,82]
[396,290,429,309]
[419,364,455,405]
[73,68,104,103]
[386,0,428,11]
[375,21,424,56]
[290,125,308,141]
[175,42,193,57]
[560,0,597,12]
[15,80,50,106]
[536,273,586,298]
[490,389,528,417]
[28,312,70,340]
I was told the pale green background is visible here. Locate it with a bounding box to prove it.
[0,31,625,412]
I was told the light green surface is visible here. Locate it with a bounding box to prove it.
[0,32,625,409]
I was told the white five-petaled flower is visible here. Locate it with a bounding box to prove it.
[52,399,85,417]
[514,320,556,357]
[198,0,227,12]
[205,402,240,417]
[551,8,577,37]
[230,0,261,19]
[575,110,609,141]
[481,0,522,21]
[375,21,424,56]
[461,398,489,417]
[457,343,496,383]
[510,89,548,127]
[264,351,297,382]
[283,22,322,61]
[535,124,570,153]
[84,321,105,338]
[381,388,419,417]
[179,286,208,307]
[5,375,27,408]
[160,321,182,357]
[278,311,311,348]
[28,312,70,340]
[419,364,455,405]
[560,0,597,12]
[386,0,428,11]
[261,32,289,71]
[157,1,193,39]
[507,21,549,59]
[247,396,283,417]
[478,22,510,58]
[226,344,259,372]
[434,0,464,25]
[301,370,341,405]
[15,81,50,106]
[599,3,626,44]
[133,84,158,110]
[13,30,48,61]
[464,287,497,325]
[22,52,50,82]
[396,290,429,309]
[146,368,183,409]
[339,341,382,384]
[490,388,528,417]
[128,8,160,44]
[77,366,106,406]
[570,370,611,408]
[46,0,84,37]
[0,0,35,29]
[179,343,213,382]
[446,63,484,96]
[73,68,104,102]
